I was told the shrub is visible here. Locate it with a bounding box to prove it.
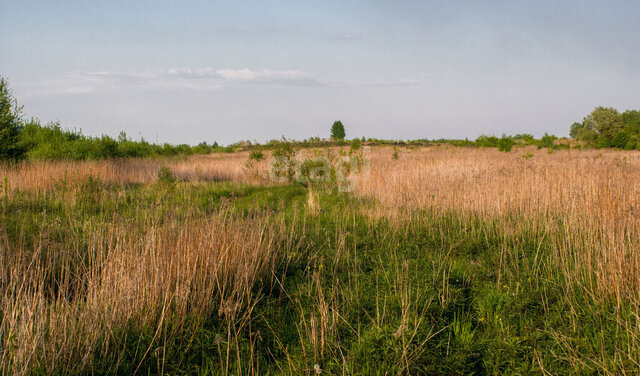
[475,135,499,148]
[538,133,557,149]
[514,134,536,145]
[270,138,299,183]
[497,135,515,152]
[77,174,103,208]
[521,151,534,159]
[157,167,177,185]
[350,138,361,152]
[249,149,265,161]
[391,147,399,160]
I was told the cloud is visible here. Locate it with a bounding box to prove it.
[15,68,421,100]
[165,67,219,79]
[100,68,318,85]
[16,67,324,97]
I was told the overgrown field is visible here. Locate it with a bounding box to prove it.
[1,146,640,374]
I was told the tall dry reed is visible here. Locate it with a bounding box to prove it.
[355,146,640,303]
[0,208,294,375]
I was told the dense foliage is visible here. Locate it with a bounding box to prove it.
[570,106,640,149]
[16,120,223,160]
[0,77,24,160]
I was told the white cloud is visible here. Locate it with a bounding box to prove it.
[15,67,323,97]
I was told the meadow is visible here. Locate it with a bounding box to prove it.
[1,145,640,375]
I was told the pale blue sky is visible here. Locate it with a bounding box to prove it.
[1,0,638,144]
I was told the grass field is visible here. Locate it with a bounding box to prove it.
[1,145,640,374]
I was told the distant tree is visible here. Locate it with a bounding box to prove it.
[584,107,623,140]
[330,121,346,141]
[569,122,584,139]
[0,77,24,160]
[575,126,598,142]
[570,107,640,148]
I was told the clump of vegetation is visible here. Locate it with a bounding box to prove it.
[157,166,177,186]
[475,134,500,148]
[538,132,557,149]
[521,150,534,159]
[392,146,399,160]
[270,138,299,183]
[244,149,267,181]
[76,174,103,207]
[18,120,225,160]
[497,134,515,152]
[570,106,640,149]
[350,137,361,152]
[248,149,265,162]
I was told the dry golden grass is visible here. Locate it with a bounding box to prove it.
[3,146,639,304]
[0,209,295,374]
[0,153,251,194]
[355,146,640,304]
[358,146,640,220]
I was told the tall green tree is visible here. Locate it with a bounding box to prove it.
[584,106,623,140]
[0,77,24,160]
[330,120,346,141]
[569,122,584,139]
[622,110,640,133]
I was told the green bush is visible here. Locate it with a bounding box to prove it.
[475,135,499,148]
[270,138,299,183]
[249,149,265,161]
[538,133,557,149]
[497,135,515,152]
[350,138,361,152]
[16,119,218,160]
[157,167,177,185]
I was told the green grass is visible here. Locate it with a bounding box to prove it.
[1,178,638,374]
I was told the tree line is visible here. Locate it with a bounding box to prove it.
[570,107,640,149]
[3,75,639,161]
[0,77,227,160]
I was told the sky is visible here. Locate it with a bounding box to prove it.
[1,0,639,145]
